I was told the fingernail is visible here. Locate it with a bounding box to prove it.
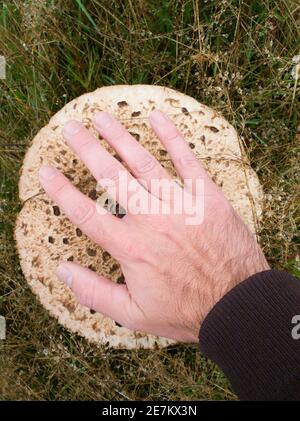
[56,264,73,287]
[62,120,82,137]
[39,165,58,181]
[93,112,112,129]
[149,109,168,124]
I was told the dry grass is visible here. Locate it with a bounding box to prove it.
[0,0,299,400]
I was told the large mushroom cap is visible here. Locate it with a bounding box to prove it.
[15,85,263,349]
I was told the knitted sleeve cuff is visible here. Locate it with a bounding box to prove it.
[199,270,300,400]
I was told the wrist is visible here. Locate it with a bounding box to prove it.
[192,249,270,342]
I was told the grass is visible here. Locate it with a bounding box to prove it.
[0,0,299,400]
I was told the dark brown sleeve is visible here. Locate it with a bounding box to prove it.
[199,270,300,400]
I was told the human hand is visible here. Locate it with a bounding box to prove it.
[39,110,269,343]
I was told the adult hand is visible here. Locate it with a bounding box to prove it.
[39,110,269,342]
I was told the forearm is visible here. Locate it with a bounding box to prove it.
[199,270,300,400]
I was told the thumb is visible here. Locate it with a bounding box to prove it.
[56,262,132,327]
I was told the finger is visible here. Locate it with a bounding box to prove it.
[39,165,132,257]
[92,112,173,198]
[62,120,150,211]
[149,110,214,190]
[56,262,134,328]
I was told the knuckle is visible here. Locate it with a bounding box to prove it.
[118,237,144,261]
[134,156,156,175]
[52,181,69,199]
[123,239,139,258]
[109,126,125,142]
[122,303,142,331]
[165,129,181,143]
[210,193,234,221]
[99,166,122,184]
[177,154,199,168]
[86,220,105,244]
[70,201,95,226]
[78,134,94,151]
[76,279,96,310]
[122,314,138,331]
